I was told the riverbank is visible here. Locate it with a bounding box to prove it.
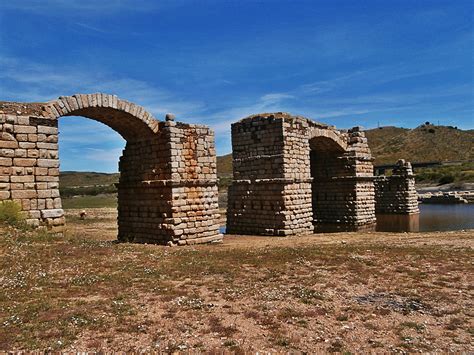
[0,208,472,352]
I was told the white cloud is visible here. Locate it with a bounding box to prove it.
[84,147,124,162]
[203,92,295,135]
[260,93,294,105]
[0,55,204,119]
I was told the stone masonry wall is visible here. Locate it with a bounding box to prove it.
[375,159,419,214]
[0,114,64,232]
[227,115,293,235]
[227,113,377,236]
[0,94,222,245]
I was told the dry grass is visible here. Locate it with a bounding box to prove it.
[0,209,472,352]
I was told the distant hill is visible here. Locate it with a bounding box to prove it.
[60,124,473,185]
[60,171,119,188]
[366,124,474,165]
[217,154,233,177]
[215,124,473,175]
[59,172,119,197]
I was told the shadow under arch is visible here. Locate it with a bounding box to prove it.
[309,135,352,229]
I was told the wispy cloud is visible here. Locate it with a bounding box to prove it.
[260,93,294,105]
[84,147,124,162]
[0,0,173,13]
[298,63,461,97]
[0,55,204,119]
[73,22,111,35]
[202,93,295,135]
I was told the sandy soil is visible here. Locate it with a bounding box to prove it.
[0,208,472,353]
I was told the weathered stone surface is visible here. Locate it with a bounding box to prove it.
[227,114,386,236]
[41,208,64,218]
[374,159,419,214]
[0,94,222,245]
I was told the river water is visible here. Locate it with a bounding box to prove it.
[375,204,473,232]
[221,204,473,234]
[417,204,474,232]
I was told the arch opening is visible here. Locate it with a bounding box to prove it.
[63,107,156,141]
[47,94,159,142]
[57,116,123,227]
[309,135,351,231]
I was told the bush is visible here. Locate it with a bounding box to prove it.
[438,175,455,185]
[0,200,25,227]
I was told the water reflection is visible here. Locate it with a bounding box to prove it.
[376,214,419,232]
[313,223,376,233]
[221,204,473,234]
[418,204,474,232]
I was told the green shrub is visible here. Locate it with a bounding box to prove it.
[438,174,455,185]
[0,200,25,227]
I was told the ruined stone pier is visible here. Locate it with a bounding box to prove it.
[0,93,222,245]
[374,159,420,215]
[226,113,419,236]
[226,113,378,235]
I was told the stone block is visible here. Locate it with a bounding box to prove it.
[37,159,59,168]
[0,149,15,158]
[41,209,64,219]
[0,158,12,166]
[11,190,37,199]
[14,125,37,134]
[13,158,36,167]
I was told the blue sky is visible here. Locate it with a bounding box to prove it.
[0,0,472,172]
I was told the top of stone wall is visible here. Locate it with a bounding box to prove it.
[0,101,48,117]
[1,94,215,141]
[235,112,335,130]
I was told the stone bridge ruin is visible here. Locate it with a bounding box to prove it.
[0,93,222,245]
[1,96,419,244]
[226,113,419,235]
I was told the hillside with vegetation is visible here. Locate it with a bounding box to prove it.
[59,172,119,197]
[215,124,473,176]
[366,124,473,165]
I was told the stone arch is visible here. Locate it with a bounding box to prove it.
[44,93,159,141]
[227,112,376,236]
[0,94,222,245]
[308,127,347,153]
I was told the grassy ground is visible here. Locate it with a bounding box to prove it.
[0,209,472,352]
[61,195,117,209]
